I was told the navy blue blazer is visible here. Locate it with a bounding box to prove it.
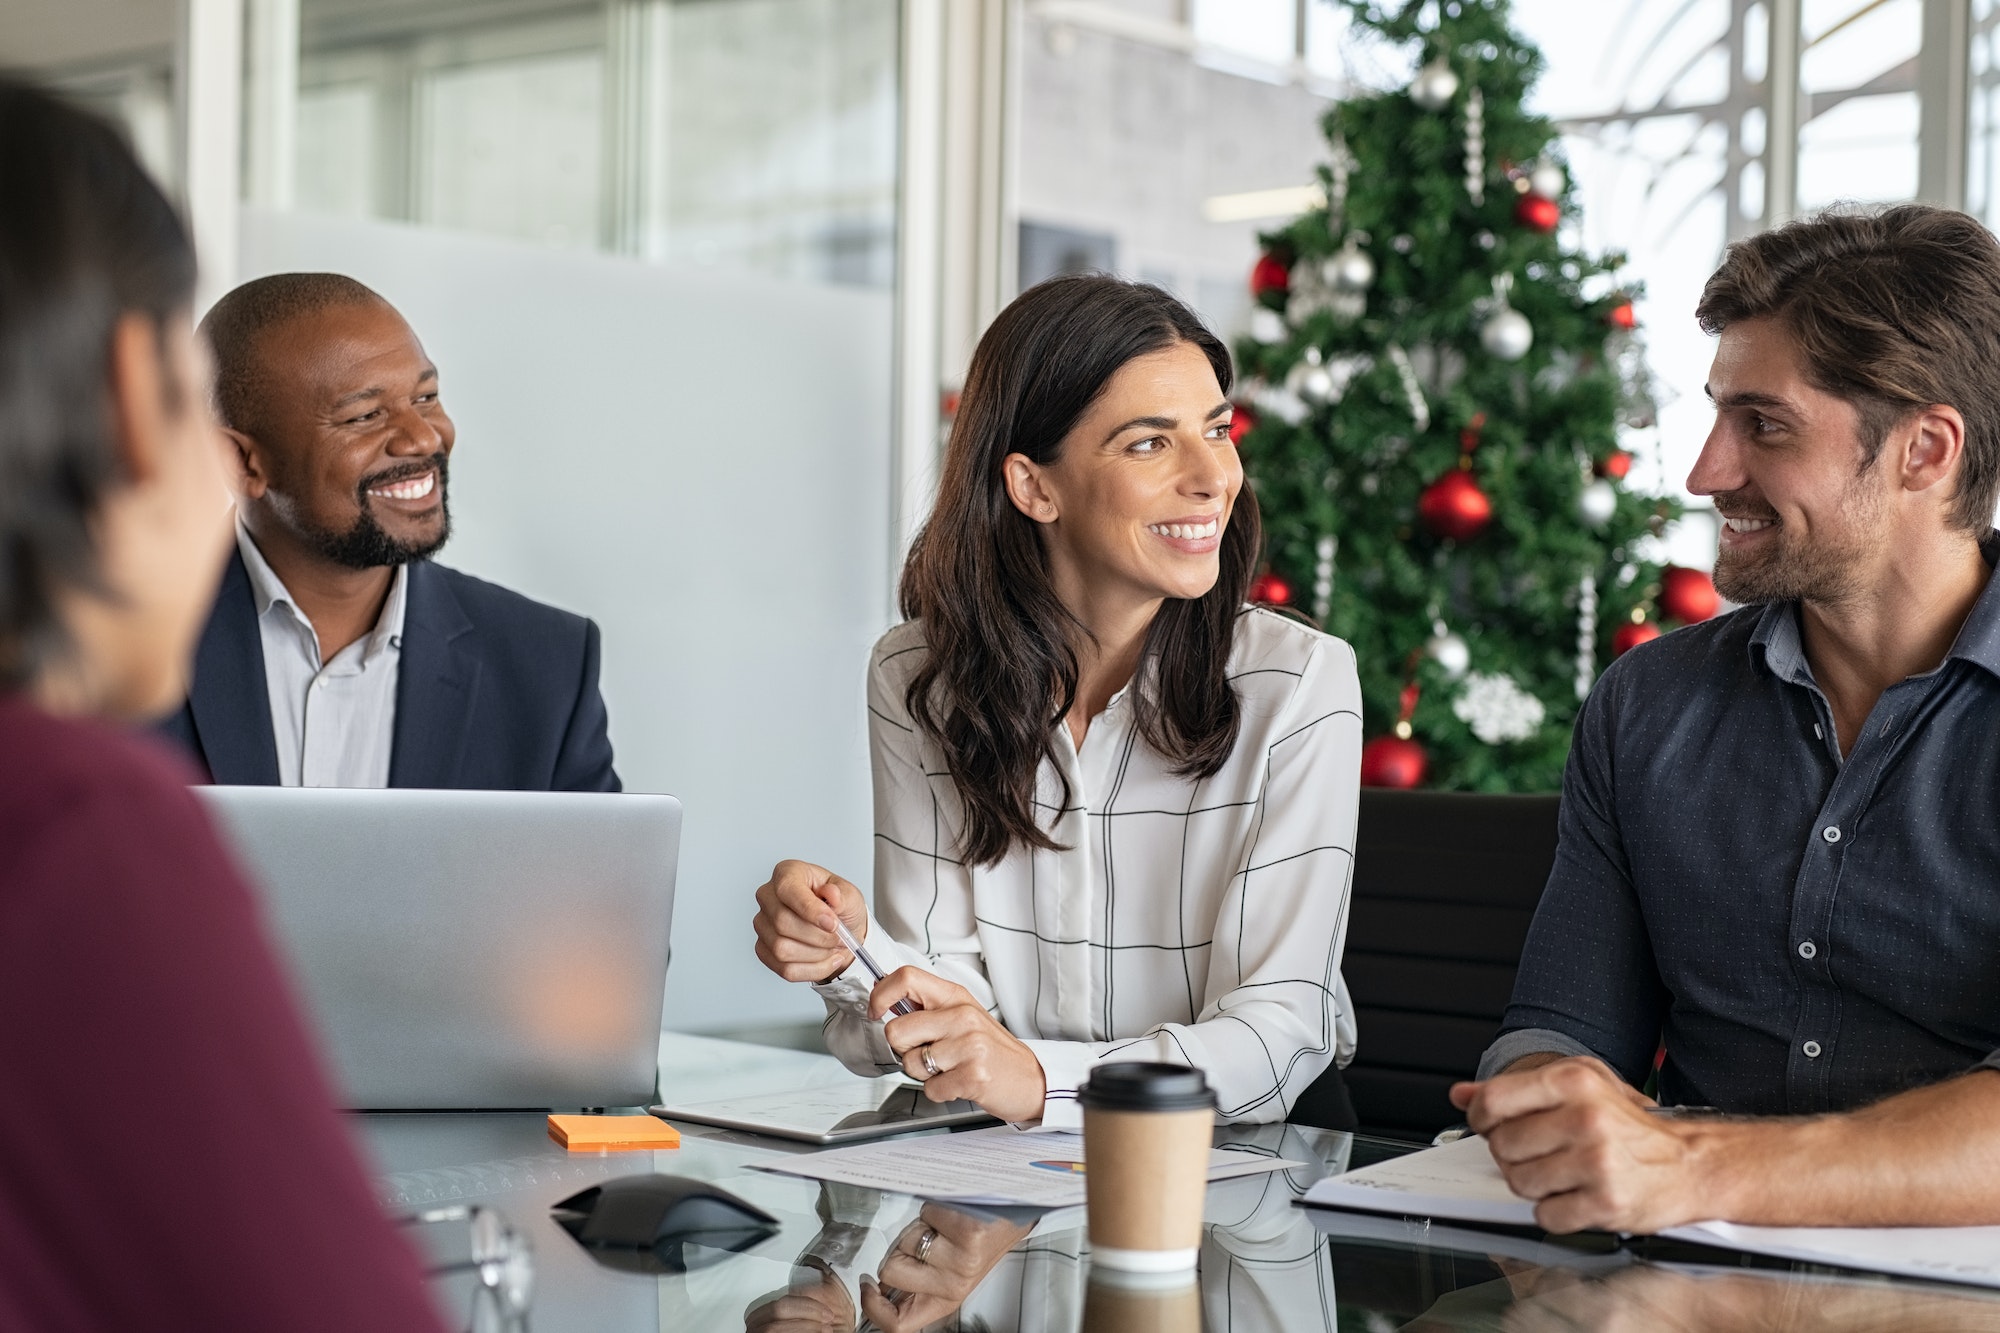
[158,551,620,792]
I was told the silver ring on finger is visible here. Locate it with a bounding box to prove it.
[914,1225,938,1264]
[921,1043,941,1079]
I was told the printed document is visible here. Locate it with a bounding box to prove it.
[1302,1134,2000,1290]
[760,1124,1304,1208]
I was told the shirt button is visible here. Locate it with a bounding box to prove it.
[1822,825,1841,844]
[1798,940,1817,960]
[1803,1040,1823,1058]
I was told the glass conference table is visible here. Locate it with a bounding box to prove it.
[368,1033,2000,1332]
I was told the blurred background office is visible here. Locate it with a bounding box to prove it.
[5,0,1991,1040]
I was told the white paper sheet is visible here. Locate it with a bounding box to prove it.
[758,1124,1305,1208]
[1302,1135,2000,1290]
[1302,1135,1539,1227]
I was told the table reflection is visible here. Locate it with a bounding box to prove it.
[741,1124,1345,1333]
[1406,1252,2000,1331]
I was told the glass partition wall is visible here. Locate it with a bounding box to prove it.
[287,0,898,285]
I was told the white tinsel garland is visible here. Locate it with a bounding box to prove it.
[1326,134,1354,231]
[1386,344,1430,433]
[1312,534,1336,621]
[1463,87,1485,204]
[1575,571,1597,700]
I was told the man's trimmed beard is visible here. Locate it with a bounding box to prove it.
[300,456,452,570]
[1711,468,1881,607]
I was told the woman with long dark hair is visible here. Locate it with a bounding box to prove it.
[753,275,1361,1128]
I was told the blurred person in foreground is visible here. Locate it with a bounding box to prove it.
[156,272,617,791]
[0,79,445,1332]
[1456,205,2000,1233]
[752,276,1362,1129]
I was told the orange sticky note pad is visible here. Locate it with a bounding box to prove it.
[547,1114,681,1152]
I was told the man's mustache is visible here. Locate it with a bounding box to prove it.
[357,455,449,498]
[1710,488,1778,522]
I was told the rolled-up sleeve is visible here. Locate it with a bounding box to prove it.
[1483,662,1667,1087]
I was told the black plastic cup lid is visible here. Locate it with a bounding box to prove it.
[1077,1062,1216,1112]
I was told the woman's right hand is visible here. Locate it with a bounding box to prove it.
[752,859,870,984]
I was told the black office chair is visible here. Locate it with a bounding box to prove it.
[1289,789,1561,1141]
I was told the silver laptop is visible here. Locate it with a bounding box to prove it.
[196,786,679,1111]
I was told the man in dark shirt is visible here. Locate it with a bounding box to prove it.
[1453,205,2000,1234]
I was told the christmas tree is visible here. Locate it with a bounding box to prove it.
[1235,0,1712,793]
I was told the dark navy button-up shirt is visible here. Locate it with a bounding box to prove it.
[1481,538,2000,1115]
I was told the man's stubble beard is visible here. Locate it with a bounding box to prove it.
[1711,470,1883,607]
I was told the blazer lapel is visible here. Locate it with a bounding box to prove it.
[186,550,281,785]
[389,560,479,789]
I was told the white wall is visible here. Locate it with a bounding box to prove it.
[240,208,894,1032]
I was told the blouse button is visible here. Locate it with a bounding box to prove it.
[1822,825,1841,844]
[1803,1040,1823,1058]
[1798,940,1817,960]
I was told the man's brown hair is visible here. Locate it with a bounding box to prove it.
[1696,204,2000,533]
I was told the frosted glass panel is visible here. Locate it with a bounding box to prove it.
[239,208,893,1032]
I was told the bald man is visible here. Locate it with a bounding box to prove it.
[158,273,618,791]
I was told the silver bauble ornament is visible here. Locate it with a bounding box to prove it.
[1480,306,1533,361]
[1409,57,1460,111]
[1579,478,1618,528]
[1324,240,1375,294]
[1285,347,1336,404]
[1427,631,1471,680]
[1528,160,1565,199]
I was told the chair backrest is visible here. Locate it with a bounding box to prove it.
[1337,788,1560,1140]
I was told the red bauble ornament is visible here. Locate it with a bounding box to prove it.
[1612,620,1662,656]
[1514,194,1560,233]
[1228,403,1257,446]
[1248,570,1292,606]
[1418,469,1494,542]
[1660,566,1721,623]
[1597,450,1633,480]
[1250,252,1291,301]
[1360,735,1427,788]
[1609,301,1637,330]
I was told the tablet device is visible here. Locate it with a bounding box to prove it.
[651,1080,998,1144]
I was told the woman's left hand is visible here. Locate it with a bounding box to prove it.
[870,968,1047,1123]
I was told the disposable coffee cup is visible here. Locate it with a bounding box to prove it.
[1078,1062,1216,1273]
[1083,1266,1200,1332]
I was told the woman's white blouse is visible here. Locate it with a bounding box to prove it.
[813,607,1363,1130]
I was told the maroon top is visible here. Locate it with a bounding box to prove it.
[0,695,446,1333]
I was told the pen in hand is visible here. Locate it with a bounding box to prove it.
[828,915,919,1017]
